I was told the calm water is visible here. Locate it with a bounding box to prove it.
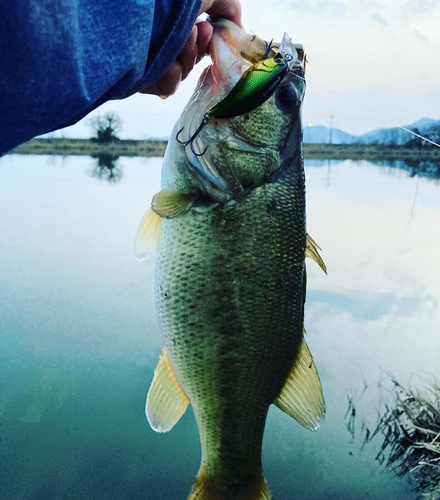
[1,154,439,500]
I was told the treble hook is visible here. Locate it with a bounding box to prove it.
[176,112,212,156]
[263,39,274,60]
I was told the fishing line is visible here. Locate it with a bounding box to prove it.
[292,70,437,222]
[294,73,440,148]
[407,174,420,228]
[399,127,440,149]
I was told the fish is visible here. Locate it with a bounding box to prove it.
[135,19,327,500]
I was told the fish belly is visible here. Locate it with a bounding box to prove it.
[155,169,306,483]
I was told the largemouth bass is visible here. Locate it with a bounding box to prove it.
[136,19,327,500]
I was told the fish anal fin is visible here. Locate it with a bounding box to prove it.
[274,337,325,431]
[146,347,190,433]
[305,234,327,274]
[133,208,162,261]
[152,190,195,219]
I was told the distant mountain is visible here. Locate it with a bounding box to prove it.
[357,126,408,145]
[304,117,440,145]
[408,117,437,130]
[356,118,438,145]
[303,125,356,144]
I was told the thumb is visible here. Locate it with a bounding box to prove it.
[198,0,243,28]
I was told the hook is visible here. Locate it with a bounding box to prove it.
[176,112,212,156]
[263,39,274,60]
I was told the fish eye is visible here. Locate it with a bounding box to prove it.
[274,57,283,63]
[275,82,298,112]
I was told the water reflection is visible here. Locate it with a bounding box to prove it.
[356,376,440,500]
[14,368,75,424]
[344,381,368,442]
[372,159,440,182]
[307,158,440,182]
[2,154,440,499]
[90,153,123,183]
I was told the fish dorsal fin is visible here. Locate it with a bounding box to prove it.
[274,336,325,431]
[305,234,327,274]
[152,190,195,219]
[146,347,190,433]
[133,208,162,260]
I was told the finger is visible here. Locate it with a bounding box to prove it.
[199,0,243,28]
[157,59,183,96]
[195,20,213,63]
[139,59,183,98]
[177,25,198,80]
[139,80,165,98]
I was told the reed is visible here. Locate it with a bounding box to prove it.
[373,377,440,499]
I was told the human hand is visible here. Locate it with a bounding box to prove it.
[140,0,242,98]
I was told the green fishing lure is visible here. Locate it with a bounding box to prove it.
[210,56,290,118]
[177,53,293,156]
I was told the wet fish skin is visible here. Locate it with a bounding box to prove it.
[158,115,304,499]
[156,173,305,499]
[140,20,323,500]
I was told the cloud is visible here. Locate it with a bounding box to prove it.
[282,0,347,16]
[417,73,431,81]
[411,29,430,42]
[370,11,388,26]
[403,0,440,16]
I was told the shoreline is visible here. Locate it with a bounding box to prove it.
[9,138,440,161]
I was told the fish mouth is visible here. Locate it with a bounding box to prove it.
[208,20,267,87]
[177,22,306,202]
[208,20,305,88]
[210,19,275,63]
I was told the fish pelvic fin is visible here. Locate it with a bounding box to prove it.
[133,208,162,261]
[188,466,272,500]
[274,336,325,431]
[146,347,190,433]
[305,234,327,274]
[152,190,196,219]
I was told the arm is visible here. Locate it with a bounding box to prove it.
[141,0,242,97]
[0,0,201,155]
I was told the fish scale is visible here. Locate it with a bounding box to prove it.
[137,19,325,500]
[155,166,306,487]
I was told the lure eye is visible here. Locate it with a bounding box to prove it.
[275,82,298,113]
[274,58,283,63]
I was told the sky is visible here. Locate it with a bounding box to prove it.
[52,0,440,140]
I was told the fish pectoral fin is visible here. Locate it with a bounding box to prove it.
[134,191,195,260]
[152,190,196,219]
[305,234,327,274]
[274,336,325,431]
[133,208,162,261]
[146,347,190,433]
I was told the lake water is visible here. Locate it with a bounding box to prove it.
[1,154,439,500]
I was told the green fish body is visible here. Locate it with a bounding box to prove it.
[136,20,326,500]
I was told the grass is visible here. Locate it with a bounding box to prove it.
[372,377,440,499]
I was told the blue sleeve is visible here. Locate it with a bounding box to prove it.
[0,0,201,156]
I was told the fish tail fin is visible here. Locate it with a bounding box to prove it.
[188,466,272,500]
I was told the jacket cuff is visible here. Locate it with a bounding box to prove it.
[113,0,202,99]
